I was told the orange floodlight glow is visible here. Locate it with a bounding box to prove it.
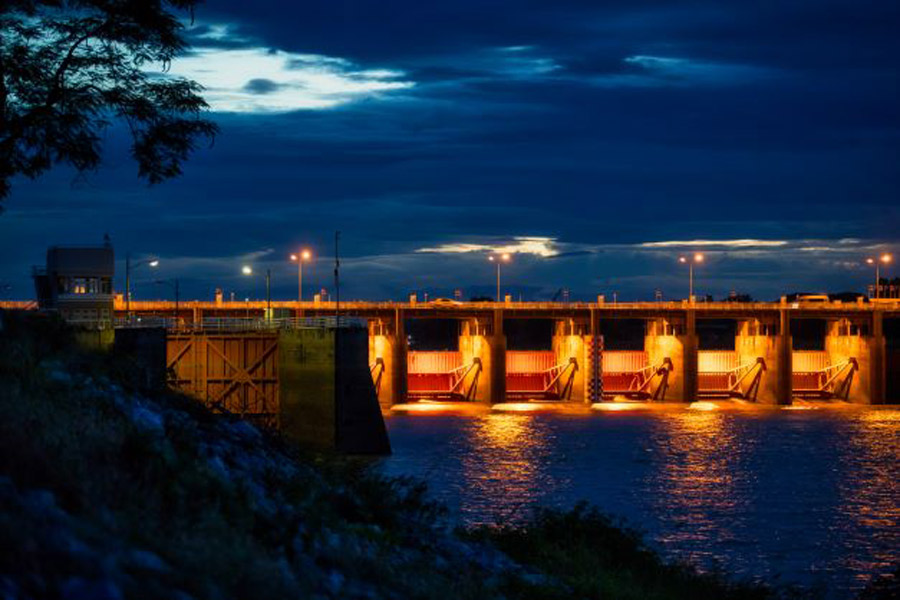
[592,402,650,412]
[391,403,456,413]
[492,402,549,412]
[390,402,487,415]
[689,401,718,411]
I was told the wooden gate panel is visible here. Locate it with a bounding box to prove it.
[166,332,279,428]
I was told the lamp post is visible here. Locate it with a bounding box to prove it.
[289,249,312,303]
[125,253,159,319]
[488,253,511,302]
[866,253,893,299]
[242,266,271,320]
[679,253,704,302]
[334,231,341,329]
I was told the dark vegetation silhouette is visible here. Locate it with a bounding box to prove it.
[0,0,217,207]
[0,310,810,599]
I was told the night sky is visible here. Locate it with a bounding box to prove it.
[2,0,898,302]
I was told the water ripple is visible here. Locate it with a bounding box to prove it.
[381,406,900,598]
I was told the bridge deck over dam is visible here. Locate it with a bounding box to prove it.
[4,298,900,318]
[111,298,900,318]
[3,299,898,406]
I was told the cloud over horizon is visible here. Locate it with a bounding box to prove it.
[163,24,415,112]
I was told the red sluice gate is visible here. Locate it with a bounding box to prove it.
[698,351,738,393]
[601,351,651,399]
[407,351,477,400]
[506,351,560,400]
[792,351,857,399]
[792,351,828,394]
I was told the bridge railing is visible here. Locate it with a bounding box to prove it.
[0,301,38,310]
[116,316,368,331]
[114,299,900,312]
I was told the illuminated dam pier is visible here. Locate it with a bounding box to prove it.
[42,298,895,405]
[362,305,886,407]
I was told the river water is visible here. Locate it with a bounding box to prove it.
[380,403,899,598]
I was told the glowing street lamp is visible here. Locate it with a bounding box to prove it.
[124,253,159,318]
[679,253,704,302]
[866,253,892,299]
[242,265,271,318]
[489,253,511,302]
[289,249,313,303]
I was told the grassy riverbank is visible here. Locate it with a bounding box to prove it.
[0,311,883,599]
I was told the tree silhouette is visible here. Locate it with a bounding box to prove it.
[0,0,218,206]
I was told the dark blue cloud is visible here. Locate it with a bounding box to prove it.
[1,1,898,302]
[242,78,283,94]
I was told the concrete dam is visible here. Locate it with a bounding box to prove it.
[109,299,898,408]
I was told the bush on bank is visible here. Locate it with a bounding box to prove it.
[467,506,777,600]
[0,310,830,599]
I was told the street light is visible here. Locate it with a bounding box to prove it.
[125,253,159,319]
[488,253,511,302]
[866,253,893,299]
[289,249,312,302]
[242,265,271,319]
[679,253,704,302]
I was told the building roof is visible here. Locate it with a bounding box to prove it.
[46,246,114,277]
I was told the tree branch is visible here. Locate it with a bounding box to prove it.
[2,19,109,149]
[1,1,214,201]
[0,51,7,129]
[45,21,108,109]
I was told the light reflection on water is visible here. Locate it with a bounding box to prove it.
[380,406,900,598]
[838,410,900,589]
[649,411,746,566]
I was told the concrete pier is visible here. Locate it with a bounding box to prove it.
[552,319,587,402]
[459,311,505,403]
[279,327,390,453]
[645,313,697,402]
[735,314,792,404]
[368,311,407,408]
[824,313,886,404]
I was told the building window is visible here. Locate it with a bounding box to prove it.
[57,277,112,295]
[71,278,88,294]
